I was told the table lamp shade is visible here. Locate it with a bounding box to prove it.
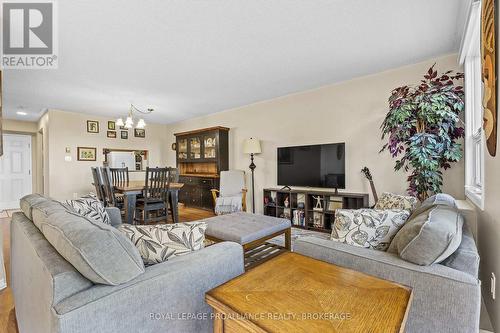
[243,138,262,154]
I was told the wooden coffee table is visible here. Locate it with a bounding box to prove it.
[206,252,412,333]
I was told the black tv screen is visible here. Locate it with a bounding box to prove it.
[277,143,345,188]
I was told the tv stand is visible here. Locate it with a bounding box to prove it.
[263,188,368,233]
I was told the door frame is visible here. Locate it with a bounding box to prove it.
[0,133,33,210]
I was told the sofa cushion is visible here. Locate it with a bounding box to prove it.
[421,193,457,209]
[388,205,463,265]
[374,192,418,211]
[441,224,479,278]
[36,209,145,285]
[31,199,69,230]
[11,212,94,304]
[20,193,49,220]
[407,193,458,222]
[331,209,410,251]
[64,193,110,225]
[118,222,207,265]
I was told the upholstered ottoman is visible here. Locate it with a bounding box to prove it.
[200,212,291,269]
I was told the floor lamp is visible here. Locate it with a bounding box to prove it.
[243,138,261,213]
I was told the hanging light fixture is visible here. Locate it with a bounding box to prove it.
[136,118,146,129]
[116,104,153,129]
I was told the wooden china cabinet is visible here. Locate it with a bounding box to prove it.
[175,126,229,210]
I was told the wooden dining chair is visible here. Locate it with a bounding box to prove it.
[91,167,107,206]
[135,167,170,225]
[168,167,179,183]
[102,167,125,210]
[167,167,179,219]
[109,167,129,187]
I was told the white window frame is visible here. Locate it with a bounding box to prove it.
[459,1,485,210]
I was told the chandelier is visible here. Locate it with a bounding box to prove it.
[116,104,153,129]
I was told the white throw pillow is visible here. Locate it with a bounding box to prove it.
[118,222,207,265]
[65,193,110,225]
[331,209,410,251]
[374,192,418,211]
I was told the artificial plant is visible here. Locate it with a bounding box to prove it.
[380,64,465,201]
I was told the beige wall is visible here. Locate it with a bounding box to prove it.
[479,146,500,331]
[3,119,37,133]
[477,1,500,328]
[45,109,169,200]
[165,54,465,213]
[3,119,41,193]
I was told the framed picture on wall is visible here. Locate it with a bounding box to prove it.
[121,131,128,139]
[134,128,145,138]
[107,121,116,130]
[107,131,116,138]
[77,147,97,161]
[87,120,99,133]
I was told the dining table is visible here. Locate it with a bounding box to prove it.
[114,181,184,225]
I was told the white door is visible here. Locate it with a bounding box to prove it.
[0,134,32,210]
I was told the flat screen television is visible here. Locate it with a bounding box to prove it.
[277,143,345,189]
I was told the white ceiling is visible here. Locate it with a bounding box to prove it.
[3,0,470,123]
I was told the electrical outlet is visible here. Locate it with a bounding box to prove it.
[73,193,78,199]
[491,273,496,300]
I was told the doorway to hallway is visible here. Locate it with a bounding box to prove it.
[0,134,32,210]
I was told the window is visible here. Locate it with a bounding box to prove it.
[460,1,484,209]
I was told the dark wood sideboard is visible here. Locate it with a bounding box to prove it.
[175,127,229,210]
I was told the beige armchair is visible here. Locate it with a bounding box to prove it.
[211,170,247,215]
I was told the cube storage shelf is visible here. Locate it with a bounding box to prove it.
[263,188,369,233]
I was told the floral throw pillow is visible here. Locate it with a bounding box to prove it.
[64,193,110,225]
[374,192,418,211]
[118,222,207,265]
[331,209,410,251]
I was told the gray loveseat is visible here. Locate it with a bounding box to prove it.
[11,195,244,333]
[294,217,481,333]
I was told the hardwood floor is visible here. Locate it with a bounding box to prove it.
[0,206,214,333]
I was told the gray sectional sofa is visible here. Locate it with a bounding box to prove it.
[11,195,244,333]
[11,193,481,333]
[294,221,481,333]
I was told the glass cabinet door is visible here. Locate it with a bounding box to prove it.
[203,134,217,159]
[177,138,188,160]
[189,137,201,160]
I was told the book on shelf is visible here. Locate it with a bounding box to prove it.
[297,193,306,205]
[292,209,305,227]
[312,212,324,228]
